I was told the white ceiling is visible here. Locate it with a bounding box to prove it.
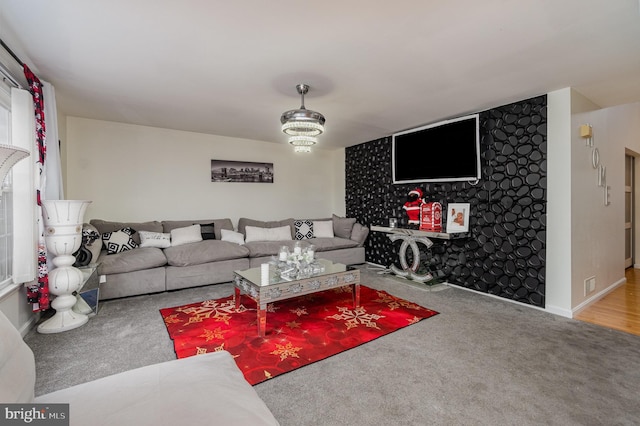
[1,0,639,150]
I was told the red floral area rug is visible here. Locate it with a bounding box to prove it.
[160,285,438,385]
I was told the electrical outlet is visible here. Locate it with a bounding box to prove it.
[584,276,596,296]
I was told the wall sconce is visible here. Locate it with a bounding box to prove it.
[580,124,593,146]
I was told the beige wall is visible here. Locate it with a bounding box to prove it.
[571,101,640,311]
[65,117,345,227]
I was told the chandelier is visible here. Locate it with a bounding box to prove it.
[280,84,325,152]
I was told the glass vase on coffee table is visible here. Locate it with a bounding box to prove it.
[37,200,92,334]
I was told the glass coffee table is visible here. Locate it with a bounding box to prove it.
[233,259,361,337]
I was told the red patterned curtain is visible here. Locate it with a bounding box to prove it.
[23,64,49,312]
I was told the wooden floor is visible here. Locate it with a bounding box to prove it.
[574,267,640,336]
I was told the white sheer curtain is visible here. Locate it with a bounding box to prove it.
[11,87,37,284]
[41,81,63,200]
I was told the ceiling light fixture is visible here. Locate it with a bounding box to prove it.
[281,84,325,152]
[292,145,312,153]
[288,135,317,153]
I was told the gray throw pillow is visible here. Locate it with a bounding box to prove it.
[332,214,357,239]
[350,223,370,246]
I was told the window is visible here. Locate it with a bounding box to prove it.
[0,84,14,291]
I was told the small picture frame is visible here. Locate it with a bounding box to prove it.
[446,203,470,233]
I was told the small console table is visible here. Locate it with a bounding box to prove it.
[371,225,468,283]
[72,264,100,317]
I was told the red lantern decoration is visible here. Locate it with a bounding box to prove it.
[419,202,442,232]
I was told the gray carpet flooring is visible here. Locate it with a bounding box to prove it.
[25,266,640,425]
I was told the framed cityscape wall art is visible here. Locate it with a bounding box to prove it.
[211,159,274,183]
[445,203,470,233]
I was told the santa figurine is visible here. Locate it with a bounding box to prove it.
[403,188,424,225]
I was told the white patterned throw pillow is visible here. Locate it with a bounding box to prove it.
[294,220,314,240]
[102,227,138,255]
[139,231,171,248]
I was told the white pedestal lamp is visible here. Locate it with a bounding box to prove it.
[37,200,92,334]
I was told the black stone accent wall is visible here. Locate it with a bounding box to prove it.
[345,96,547,307]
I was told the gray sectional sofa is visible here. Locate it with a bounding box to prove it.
[89,215,369,300]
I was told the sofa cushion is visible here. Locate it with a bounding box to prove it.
[97,247,167,275]
[90,220,163,244]
[244,225,292,243]
[139,231,171,248]
[162,219,233,240]
[332,214,357,239]
[102,227,139,255]
[171,225,203,247]
[310,237,359,252]
[243,240,312,258]
[163,240,250,267]
[238,217,295,238]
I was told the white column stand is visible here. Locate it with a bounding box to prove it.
[37,200,92,334]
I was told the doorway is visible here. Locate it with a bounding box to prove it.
[625,154,634,268]
[576,152,639,335]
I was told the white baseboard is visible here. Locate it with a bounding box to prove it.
[365,262,629,319]
[18,313,39,337]
[572,276,627,317]
[444,283,550,314]
[0,283,39,336]
[544,304,573,318]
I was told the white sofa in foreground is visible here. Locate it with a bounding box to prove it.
[0,311,279,426]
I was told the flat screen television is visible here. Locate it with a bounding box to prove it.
[392,113,481,184]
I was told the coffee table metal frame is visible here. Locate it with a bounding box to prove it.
[233,259,361,337]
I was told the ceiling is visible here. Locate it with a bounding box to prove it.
[1,0,639,150]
